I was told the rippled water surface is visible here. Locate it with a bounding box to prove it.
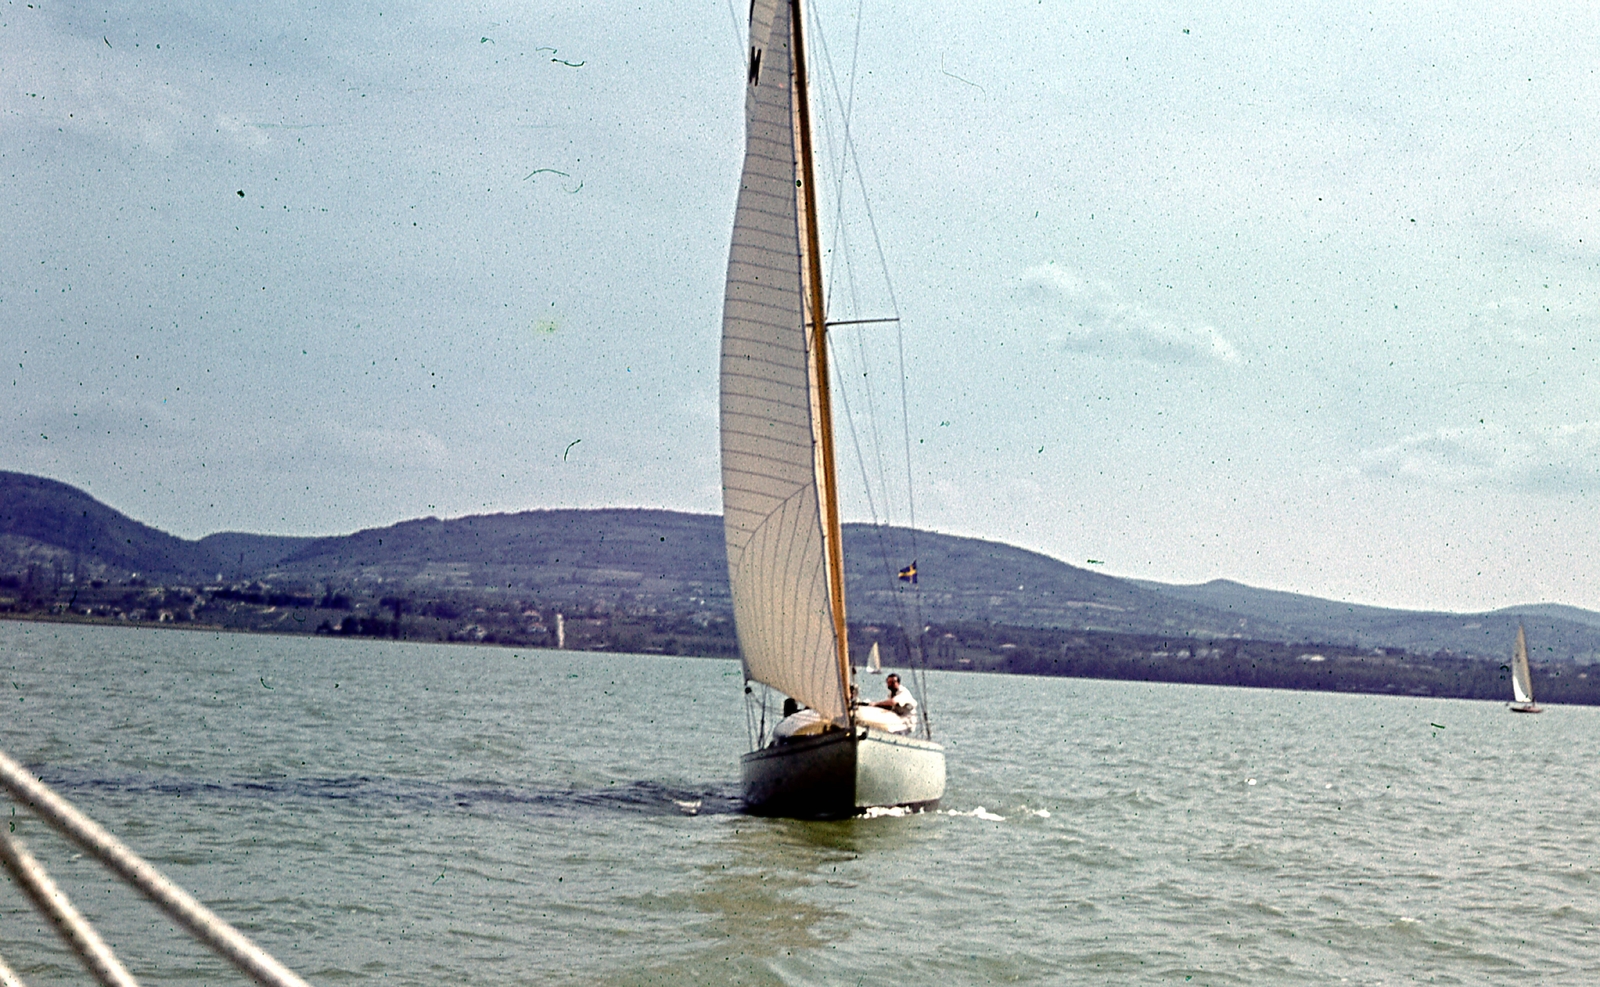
[2,621,1597,984]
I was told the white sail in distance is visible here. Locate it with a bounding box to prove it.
[1512,624,1534,705]
[720,0,849,720]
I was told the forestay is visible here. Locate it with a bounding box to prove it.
[720,0,848,721]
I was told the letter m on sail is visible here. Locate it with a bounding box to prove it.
[748,47,763,86]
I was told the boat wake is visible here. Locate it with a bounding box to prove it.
[941,805,1051,822]
[858,805,917,819]
[945,806,1008,821]
[29,766,745,819]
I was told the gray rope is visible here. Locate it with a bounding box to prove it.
[0,748,311,987]
[0,827,140,987]
[0,950,28,987]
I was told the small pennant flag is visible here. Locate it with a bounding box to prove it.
[897,561,918,584]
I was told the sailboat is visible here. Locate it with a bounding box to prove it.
[1510,623,1542,713]
[865,641,882,675]
[721,0,946,817]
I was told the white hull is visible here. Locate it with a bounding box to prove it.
[741,728,945,818]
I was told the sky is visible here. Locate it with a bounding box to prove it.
[5,0,1600,615]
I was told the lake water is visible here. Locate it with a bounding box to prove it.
[1,620,1596,985]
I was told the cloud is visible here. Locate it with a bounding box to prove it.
[214,113,271,151]
[1361,420,1600,492]
[1015,263,1240,366]
[4,16,226,158]
[7,394,456,481]
[1496,181,1600,258]
[1466,280,1599,350]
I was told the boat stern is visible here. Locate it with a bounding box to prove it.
[854,729,944,811]
[740,729,945,818]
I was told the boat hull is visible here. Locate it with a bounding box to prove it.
[741,728,945,818]
[1511,704,1543,713]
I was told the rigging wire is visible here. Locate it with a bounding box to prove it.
[810,7,899,545]
[724,0,747,59]
[806,1,932,734]
[744,681,760,749]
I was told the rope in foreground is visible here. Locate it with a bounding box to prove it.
[0,747,312,987]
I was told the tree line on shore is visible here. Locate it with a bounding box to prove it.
[4,571,1591,705]
[897,621,1598,703]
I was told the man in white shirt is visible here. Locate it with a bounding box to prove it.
[871,673,918,728]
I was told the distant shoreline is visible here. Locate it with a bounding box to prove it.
[12,470,1600,668]
[8,611,1593,708]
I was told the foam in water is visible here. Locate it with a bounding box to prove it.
[945,806,1006,821]
[860,805,914,819]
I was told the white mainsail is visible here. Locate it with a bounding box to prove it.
[721,0,849,721]
[1512,624,1534,705]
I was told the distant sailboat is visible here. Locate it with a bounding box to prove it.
[721,0,945,817]
[866,642,882,675]
[1510,623,1542,713]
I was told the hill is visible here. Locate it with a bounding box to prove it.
[0,472,216,580]
[4,469,1599,663]
[1131,578,1600,663]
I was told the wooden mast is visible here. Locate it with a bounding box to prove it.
[788,0,852,705]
